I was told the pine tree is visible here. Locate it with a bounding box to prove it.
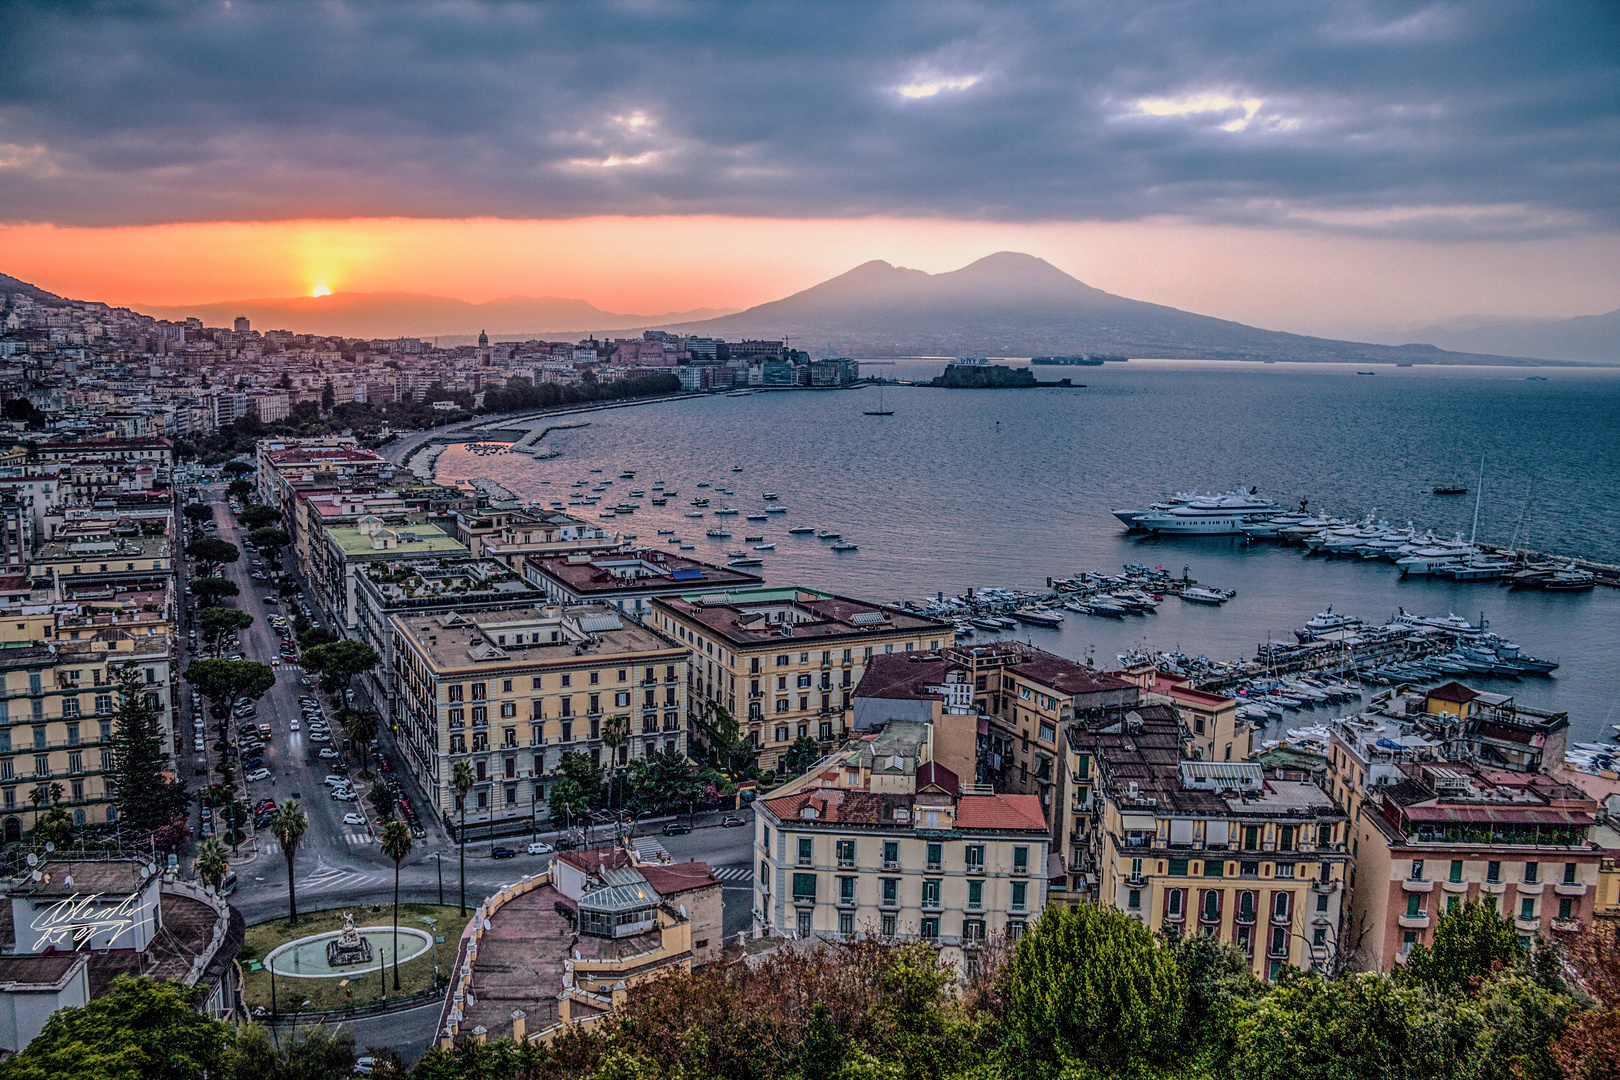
[109,664,190,835]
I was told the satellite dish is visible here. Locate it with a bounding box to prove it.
[44,842,54,853]
[30,870,41,881]
[26,853,37,867]
[140,865,151,879]
[146,862,157,876]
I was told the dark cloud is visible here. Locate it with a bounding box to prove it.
[1,0,1615,236]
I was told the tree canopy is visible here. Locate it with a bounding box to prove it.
[181,502,215,523]
[302,639,380,696]
[1399,899,1522,994]
[109,664,191,834]
[198,606,254,657]
[239,504,282,530]
[190,576,240,605]
[185,536,240,576]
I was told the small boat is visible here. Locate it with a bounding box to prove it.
[685,511,704,518]
[1431,486,1468,495]
[651,498,667,506]
[864,382,895,416]
[732,465,744,472]
[691,497,710,507]
[697,482,710,488]
[746,513,768,522]
[714,507,739,516]
[679,543,695,550]
[744,534,764,542]
[830,541,858,552]
[816,530,841,540]
[788,526,815,535]
[762,492,779,500]
[726,550,748,559]
[1356,371,1375,376]
[765,506,788,514]
[620,471,636,478]
[753,542,776,550]
[629,489,644,497]
[656,529,675,535]
[729,555,764,566]
[1180,587,1230,605]
[652,481,664,488]
[970,617,1003,632]
[706,527,732,538]
[1012,608,1063,627]
[668,537,681,544]
[590,468,603,473]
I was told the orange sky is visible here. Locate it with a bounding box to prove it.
[5,215,1616,338]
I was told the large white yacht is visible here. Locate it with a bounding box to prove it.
[1134,491,1284,535]
[1112,491,1199,529]
[1395,535,1479,576]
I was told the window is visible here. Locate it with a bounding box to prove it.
[797,836,813,866]
[796,910,812,937]
[1279,825,1294,852]
[1487,860,1501,883]
[1449,860,1463,883]
[1558,897,1573,920]
[1167,889,1183,918]
[839,876,856,905]
[1318,823,1333,848]
[1202,890,1219,921]
[883,840,899,869]
[965,844,985,871]
[1273,892,1290,920]
[1406,894,1421,918]
[1127,889,1141,910]
[967,879,983,910]
[922,879,941,908]
[1563,862,1578,884]
[1524,862,1539,884]
[926,842,942,871]
[838,911,854,936]
[1243,826,1259,850]
[881,878,898,907]
[1520,897,1535,920]
[1203,860,1225,878]
[1038,721,1056,743]
[1410,858,1425,881]
[1238,891,1256,921]
[792,873,817,903]
[1270,926,1288,958]
[836,839,855,868]
[532,676,545,690]
[920,917,939,940]
[1168,859,1189,877]
[1012,846,1029,875]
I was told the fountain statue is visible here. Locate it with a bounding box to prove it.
[325,911,374,966]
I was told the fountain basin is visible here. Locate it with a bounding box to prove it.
[265,926,433,978]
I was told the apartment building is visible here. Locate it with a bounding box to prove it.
[390,604,688,839]
[319,517,467,629]
[648,587,952,772]
[30,535,170,579]
[523,549,762,618]
[1347,761,1602,971]
[1112,664,1249,764]
[0,585,175,839]
[1065,705,1349,979]
[754,725,1048,947]
[453,508,623,565]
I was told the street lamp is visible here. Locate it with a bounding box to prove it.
[420,916,439,990]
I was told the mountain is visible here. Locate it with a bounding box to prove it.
[1385,309,1620,364]
[137,292,737,340]
[652,252,1556,365]
[0,273,65,305]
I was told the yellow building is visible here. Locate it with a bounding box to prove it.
[391,604,688,839]
[1066,705,1348,979]
[0,586,175,839]
[30,535,170,579]
[648,588,952,771]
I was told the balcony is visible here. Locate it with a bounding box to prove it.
[1551,917,1583,933]
[1515,916,1542,934]
[1234,909,1256,925]
[1516,880,1545,896]
[1401,878,1434,893]
[1312,879,1340,894]
[1481,880,1507,894]
[1398,912,1430,929]
[836,895,857,909]
[1554,881,1587,897]
[1441,879,1469,894]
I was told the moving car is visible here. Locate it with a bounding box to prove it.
[289,719,299,730]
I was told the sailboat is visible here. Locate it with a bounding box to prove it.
[863,381,894,416]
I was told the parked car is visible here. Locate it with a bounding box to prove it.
[319,747,341,759]
[309,733,330,743]
[245,768,271,782]
[324,775,347,786]
[490,846,516,859]
[526,841,554,855]
[192,737,205,752]
[662,821,691,835]
[342,813,367,826]
[332,790,356,801]
[720,815,746,828]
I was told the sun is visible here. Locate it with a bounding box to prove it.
[311,284,331,297]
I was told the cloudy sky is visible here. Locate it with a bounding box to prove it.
[2,0,1616,335]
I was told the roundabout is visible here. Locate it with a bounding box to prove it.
[265,922,433,978]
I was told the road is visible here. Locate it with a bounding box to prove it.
[189,486,757,1052]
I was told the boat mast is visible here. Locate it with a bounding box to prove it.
[1469,455,1485,546]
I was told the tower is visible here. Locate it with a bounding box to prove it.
[476,329,491,366]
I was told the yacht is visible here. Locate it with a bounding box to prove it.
[788,526,815,535]
[1394,610,1482,636]
[706,527,732,538]
[1134,491,1283,535]
[1012,608,1063,627]
[1239,513,1312,538]
[746,513,768,521]
[1295,608,1362,641]
[1112,491,1198,530]
[762,492,780,500]
[1395,536,1478,576]
[1446,556,1515,582]
[1543,562,1595,592]
[714,507,739,516]
[830,541,859,552]
[765,505,788,514]
[1180,587,1230,605]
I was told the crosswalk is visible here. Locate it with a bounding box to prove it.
[296,863,386,895]
[342,831,374,845]
[259,831,372,856]
[712,865,753,883]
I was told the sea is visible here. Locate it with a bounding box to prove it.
[433,359,1620,745]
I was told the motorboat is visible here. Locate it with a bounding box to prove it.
[1082,600,1129,619]
[1180,587,1230,605]
[763,492,780,500]
[830,541,859,552]
[1446,556,1515,582]
[1013,608,1063,627]
[788,526,815,535]
[1295,607,1362,641]
[744,534,764,542]
[816,530,841,540]
[746,513,768,521]
[706,527,732,538]
[656,528,675,535]
[1239,513,1313,538]
[753,542,776,550]
[691,497,710,507]
[765,506,788,514]
[1544,562,1596,592]
[714,507,740,516]
[970,617,1004,632]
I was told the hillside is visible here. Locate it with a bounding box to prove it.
[1392,308,1620,364]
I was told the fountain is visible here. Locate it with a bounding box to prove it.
[325,912,374,966]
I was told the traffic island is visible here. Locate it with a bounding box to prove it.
[238,903,465,1015]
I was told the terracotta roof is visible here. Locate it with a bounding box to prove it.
[1006,652,1136,698]
[853,654,953,701]
[639,862,719,896]
[1427,681,1479,704]
[556,847,632,875]
[954,794,1047,833]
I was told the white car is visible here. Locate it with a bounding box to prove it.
[332,790,356,801]
[244,768,271,782]
[192,737,204,752]
[289,719,299,730]
[526,841,554,855]
[309,733,330,743]
[342,813,367,826]
[319,747,340,759]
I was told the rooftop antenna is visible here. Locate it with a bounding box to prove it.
[1469,455,1485,545]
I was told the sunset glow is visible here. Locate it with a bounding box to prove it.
[311,285,331,297]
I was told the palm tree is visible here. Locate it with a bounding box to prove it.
[269,800,309,925]
[380,820,413,991]
[451,759,475,916]
[600,714,629,814]
[194,837,230,892]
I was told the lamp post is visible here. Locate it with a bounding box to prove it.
[434,851,444,906]
[420,916,439,991]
